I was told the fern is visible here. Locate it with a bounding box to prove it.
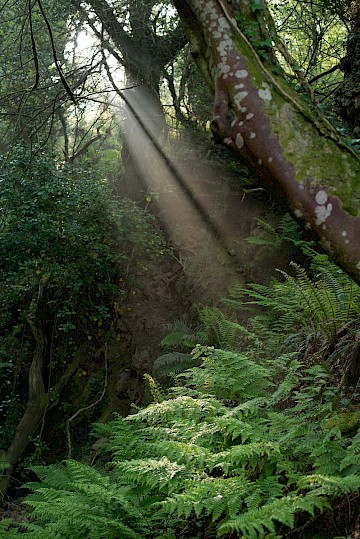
[0,520,22,538]
[160,319,204,349]
[178,346,271,401]
[299,473,360,495]
[152,352,198,377]
[246,214,316,253]
[154,319,206,380]
[340,429,360,474]
[21,461,148,538]
[5,249,360,538]
[217,493,329,538]
[225,253,360,361]
[114,456,187,493]
[160,475,252,520]
[209,441,281,475]
[198,306,253,350]
[224,279,310,357]
[268,356,301,406]
[155,308,253,379]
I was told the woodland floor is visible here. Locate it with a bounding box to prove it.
[107,138,295,416]
[1,137,315,533]
[35,138,296,465]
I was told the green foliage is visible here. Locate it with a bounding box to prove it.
[0,146,118,320]
[160,319,203,349]
[269,0,347,95]
[218,494,329,538]
[224,252,360,360]
[178,345,271,401]
[152,319,204,379]
[21,461,147,538]
[152,352,198,377]
[283,260,360,339]
[0,0,76,150]
[0,146,166,447]
[153,308,253,380]
[198,306,253,350]
[235,8,273,62]
[246,214,316,253]
[3,251,360,538]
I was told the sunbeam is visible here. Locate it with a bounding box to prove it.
[116,84,259,299]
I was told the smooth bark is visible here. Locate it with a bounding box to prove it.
[173,0,360,283]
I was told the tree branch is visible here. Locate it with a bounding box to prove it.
[309,63,341,84]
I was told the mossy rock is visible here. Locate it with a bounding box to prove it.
[325,410,360,433]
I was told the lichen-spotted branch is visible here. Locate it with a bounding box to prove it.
[173,0,360,283]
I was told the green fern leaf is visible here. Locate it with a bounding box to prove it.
[152,352,198,376]
[299,473,360,494]
[218,494,328,538]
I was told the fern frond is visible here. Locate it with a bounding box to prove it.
[198,306,252,350]
[226,396,269,418]
[340,429,360,473]
[179,347,271,401]
[217,493,329,538]
[244,476,284,510]
[144,374,165,403]
[0,520,23,538]
[97,415,155,462]
[114,457,186,493]
[152,352,198,377]
[284,261,360,339]
[160,475,251,520]
[268,357,301,406]
[310,440,347,475]
[160,321,203,349]
[299,473,360,495]
[211,442,281,475]
[216,414,255,442]
[23,460,147,538]
[154,440,212,467]
[130,395,224,426]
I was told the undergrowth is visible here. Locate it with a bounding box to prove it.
[1,241,360,538]
[0,146,167,451]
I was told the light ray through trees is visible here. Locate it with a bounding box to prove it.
[118,85,245,280]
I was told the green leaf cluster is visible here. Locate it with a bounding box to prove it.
[0,146,166,447]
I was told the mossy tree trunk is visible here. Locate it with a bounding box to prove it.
[173,0,360,283]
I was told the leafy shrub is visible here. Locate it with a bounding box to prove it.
[0,146,166,447]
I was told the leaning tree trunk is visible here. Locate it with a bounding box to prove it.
[173,0,360,284]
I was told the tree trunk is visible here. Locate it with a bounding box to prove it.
[0,282,49,498]
[334,0,360,137]
[173,0,360,283]
[70,0,186,200]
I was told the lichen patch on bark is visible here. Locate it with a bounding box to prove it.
[174,0,360,283]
